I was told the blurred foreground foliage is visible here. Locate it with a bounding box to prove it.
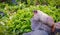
[0,0,60,35]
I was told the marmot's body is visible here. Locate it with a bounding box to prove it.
[23,10,60,35]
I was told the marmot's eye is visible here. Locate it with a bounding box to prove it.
[33,10,37,14]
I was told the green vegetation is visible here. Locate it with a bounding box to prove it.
[0,0,60,35]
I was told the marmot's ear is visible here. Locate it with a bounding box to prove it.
[33,10,37,14]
